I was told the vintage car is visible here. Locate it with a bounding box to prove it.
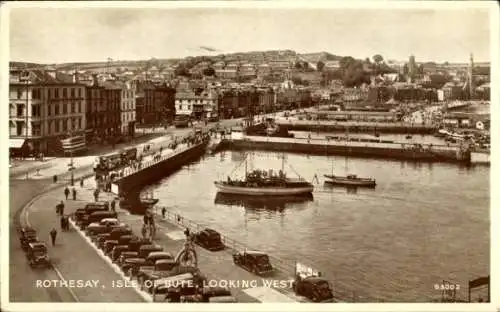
[20,227,38,251]
[192,228,225,252]
[127,238,152,253]
[111,245,130,262]
[292,275,334,302]
[138,245,164,258]
[108,227,133,241]
[26,242,51,268]
[151,273,200,301]
[233,250,273,276]
[127,251,174,277]
[137,259,178,289]
[117,234,136,246]
[198,286,233,302]
[79,211,117,229]
[118,251,139,267]
[74,202,109,222]
[86,218,125,236]
[142,265,204,294]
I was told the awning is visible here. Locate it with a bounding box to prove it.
[9,139,26,149]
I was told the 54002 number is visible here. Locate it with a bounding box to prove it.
[434,284,460,291]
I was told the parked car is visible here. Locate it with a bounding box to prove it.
[118,251,139,267]
[111,245,130,262]
[192,228,225,251]
[117,234,136,246]
[198,286,233,302]
[138,245,164,258]
[127,252,174,277]
[80,211,117,229]
[137,259,178,289]
[292,275,334,302]
[232,250,273,276]
[108,227,133,241]
[74,202,109,222]
[142,265,204,294]
[94,233,111,245]
[26,242,51,268]
[127,238,152,253]
[20,227,38,251]
[151,273,198,301]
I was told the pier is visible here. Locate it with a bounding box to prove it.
[217,135,471,164]
[275,120,437,134]
[111,138,210,197]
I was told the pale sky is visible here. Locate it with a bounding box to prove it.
[9,4,492,64]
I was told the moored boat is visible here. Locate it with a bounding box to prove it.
[214,154,314,196]
[324,174,376,187]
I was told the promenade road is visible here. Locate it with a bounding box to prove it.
[10,179,77,302]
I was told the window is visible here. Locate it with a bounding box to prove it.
[78,101,81,113]
[78,118,81,129]
[32,89,41,99]
[78,88,82,98]
[17,88,22,99]
[16,121,23,136]
[48,88,52,99]
[62,119,67,132]
[71,88,75,98]
[32,122,41,136]
[48,104,51,116]
[32,104,41,117]
[63,88,67,98]
[55,88,59,98]
[55,104,60,115]
[16,104,24,117]
[71,103,75,113]
[55,120,60,133]
[63,103,67,114]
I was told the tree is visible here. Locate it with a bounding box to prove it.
[364,57,371,64]
[174,65,191,77]
[342,60,370,87]
[203,67,215,76]
[294,61,303,70]
[316,61,325,72]
[339,56,356,73]
[372,54,384,65]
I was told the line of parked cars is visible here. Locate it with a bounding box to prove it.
[72,202,236,302]
[19,226,51,269]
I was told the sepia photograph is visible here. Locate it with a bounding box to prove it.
[1,1,497,311]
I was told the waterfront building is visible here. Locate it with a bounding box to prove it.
[175,89,218,120]
[84,76,106,143]
[133,80,176,125]
[120,82,136,137]
[100,81,122,139]
[9,67,87,156]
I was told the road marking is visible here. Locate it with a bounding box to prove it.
[53,266,80,302]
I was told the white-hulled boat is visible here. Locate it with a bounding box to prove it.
[324,174,376,187]
[214,154,314,196]
[214,179,314,196]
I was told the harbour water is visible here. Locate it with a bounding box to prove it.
[141,150,490,302]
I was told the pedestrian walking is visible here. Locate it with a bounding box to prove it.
[80,178,84,188]
[60,216,65,231]
[161,207,166,219]
[184,227,190,239]
[50,228,57,246]
[72,188,77,200]
[93,189,99,202]
[57,200,65,216]
[111,199,116,213]
[64,187,70,200]
[53,175,58,183]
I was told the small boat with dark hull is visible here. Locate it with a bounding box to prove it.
[324,174,376,187]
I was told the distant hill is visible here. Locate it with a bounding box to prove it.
[10,49,348,72]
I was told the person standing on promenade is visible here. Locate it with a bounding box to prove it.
[93,189,99,202]
[50,228,57,246]
[72,188,77,200]
[80,178,84,188]
[161,207,166,219]
[60,216,65,231]
[64,187,70,200]
[111,199,116,213]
